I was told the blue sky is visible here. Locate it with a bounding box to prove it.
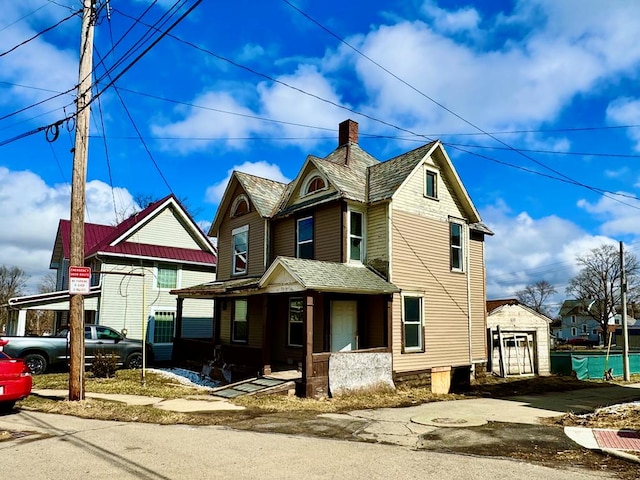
[2,0,640,312]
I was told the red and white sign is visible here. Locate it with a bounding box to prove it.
[69,266,91,295]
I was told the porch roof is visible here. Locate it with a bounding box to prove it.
[171,276,262,298]
[260,257,399,294]
[5,286,101,311]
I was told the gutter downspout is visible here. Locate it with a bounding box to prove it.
[466,224,473,365]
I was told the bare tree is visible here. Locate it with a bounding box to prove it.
[565,243,640,332]
[516,280,557,316]
[0,265,29,330]
[26,273,58,335]
[114,193,202,224]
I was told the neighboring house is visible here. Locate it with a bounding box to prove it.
[486,299,551,376]
[4,195,217,361]
[173,120,492,397]
[558,299,610,345]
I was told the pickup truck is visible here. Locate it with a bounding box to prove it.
[1,325,148,374]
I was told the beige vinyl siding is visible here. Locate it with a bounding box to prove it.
[217,184,265,280]
[366,203,389,276]
[390,210,471,373]
[126,207,202,250]
[469,237,487,362]
[314,203,342,262]
[97,260,214,342]
[393,157,465,222]
[271,217,295,261]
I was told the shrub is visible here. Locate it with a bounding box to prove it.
[92,352,118,378]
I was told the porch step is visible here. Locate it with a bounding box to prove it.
[209,376,295,398]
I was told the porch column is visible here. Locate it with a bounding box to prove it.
[17,309,27,336]
[385,295,393,351]
[261,295,271,375]
[302,293,314,396]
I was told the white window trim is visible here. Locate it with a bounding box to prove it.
[347,207,366,264]
[296,216,313,258]
[232,225,249,275]
[425,168,438,199]
[450,220,465,272]
[571,327,577,336]
[153,264,182,291]
[402,293,424,353]
[149,307,176,345]
[301,171,328,197]
[230,194,250,217]
[232,299,248,344]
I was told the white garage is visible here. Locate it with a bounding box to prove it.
[486,299,552,376]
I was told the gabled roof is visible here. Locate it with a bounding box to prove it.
[260,257,399,294]
[50,194,217,268]
[209,171,288,235]
[486,298,552,322]
[559,299,588,317]
[486,298,519,314]
[368,142,437,203]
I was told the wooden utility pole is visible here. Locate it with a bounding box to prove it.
[69,0,96,401]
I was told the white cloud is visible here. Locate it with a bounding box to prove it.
[0,167,136,293]
[577,193,640,236]
[606,98,640,152]
[205,161,290,204]
[420,1,481,34]
[483,201,615,308]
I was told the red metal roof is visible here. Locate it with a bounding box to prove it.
[56,194,217,266]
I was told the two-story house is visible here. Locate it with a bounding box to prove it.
[558,299,606,345]
[4,195,217,362]
[173,120,492,397]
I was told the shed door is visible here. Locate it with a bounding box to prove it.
[331,301,357,352]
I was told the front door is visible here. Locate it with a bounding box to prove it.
[331,300,357,351]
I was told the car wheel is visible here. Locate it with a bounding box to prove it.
[125,352,143,369]
[0,401,16,414]
[24,353,47,375]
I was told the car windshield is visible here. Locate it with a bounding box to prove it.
[0,351,10,360]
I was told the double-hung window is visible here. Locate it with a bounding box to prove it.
[288,298,303,347]
[450,222,463,271]
[232,225,248,275]
[349,210,364,262]
[403,295,423,352]
[232,299,248,343]
[425,170,437,198]
[297,216,314,259]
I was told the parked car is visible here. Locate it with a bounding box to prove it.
[1,325,150,374]
[0,339,32,413]
[567,337,600,347]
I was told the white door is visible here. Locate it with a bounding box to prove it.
[331,301,358,352]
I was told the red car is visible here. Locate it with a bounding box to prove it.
[0,339,32,413]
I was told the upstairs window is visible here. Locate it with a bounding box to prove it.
[231,194,250,217]
[232,225,248,275]
[450,222,464,271]
[302,172,328,196]
[425,170,437,198]
[349,210,364,262]
[297,216,314,259]
[156,265,178,289]
[571,315,576,323]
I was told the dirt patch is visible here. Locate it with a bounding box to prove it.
[551,403,640,431]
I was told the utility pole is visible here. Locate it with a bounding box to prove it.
[620,241,630,382]
[69,0,96,401]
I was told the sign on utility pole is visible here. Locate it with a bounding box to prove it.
[69,0,96,401]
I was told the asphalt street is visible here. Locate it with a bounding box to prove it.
[0,410,614,480]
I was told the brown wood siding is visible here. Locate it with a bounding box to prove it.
[314,203,342,262]
[469,237,487,362]
[363,296,385,347]
[271,217,295,261]
[217,184,265,280]
[391,209,471,373]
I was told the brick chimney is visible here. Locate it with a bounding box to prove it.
[338,119,358,147]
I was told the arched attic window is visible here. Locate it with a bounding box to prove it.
[302,172,327,196]
[231,194,250,217]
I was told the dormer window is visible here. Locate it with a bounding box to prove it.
[302,172,328,196]
[231,194,250,217]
